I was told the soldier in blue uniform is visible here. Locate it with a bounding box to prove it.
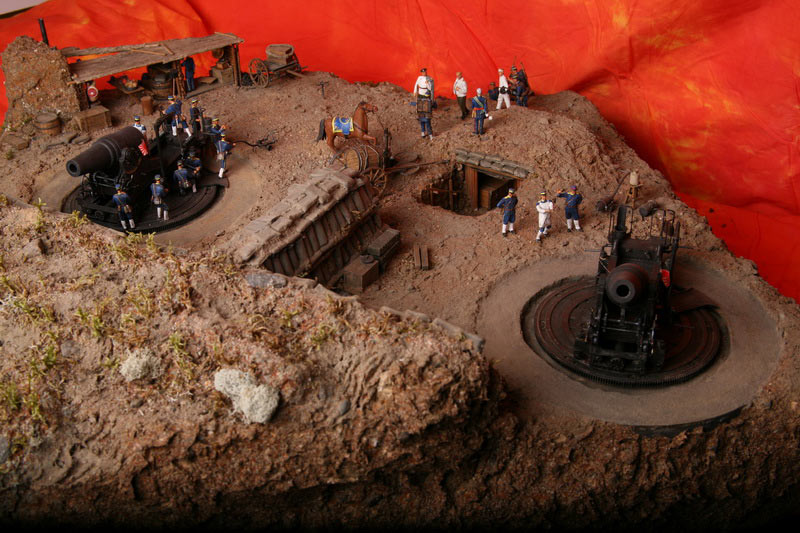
[471,88,489,135]
[150,175,169,220]
[184,149,202,180]
[209,118,225,142]
[487,82,499,105]
[510,65,530,107]
[173,161,195,194]
[132,115,149,155]
[188,98,203,135]
[216,132,234,178]
[496,188,518,237]
[112,187,135,230]
[181,56,196,92]
[556,185,584,232]
[165,95,189,137]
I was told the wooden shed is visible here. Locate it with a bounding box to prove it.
[62,33,244,110]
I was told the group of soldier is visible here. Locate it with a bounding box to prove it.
[112,95,235,230]
[414,65,532,137]
[496,185,583,244]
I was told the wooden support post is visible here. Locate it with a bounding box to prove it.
[413,245,430,270]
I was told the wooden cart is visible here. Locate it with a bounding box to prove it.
[248,44,305,87]
[328,130,448,197]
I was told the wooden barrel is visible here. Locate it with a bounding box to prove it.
[150,76,172,98]
[34,112,61,136]
[340,143,381,173]
[140,95,154,115]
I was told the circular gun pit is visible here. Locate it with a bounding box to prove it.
[477,253,780,429]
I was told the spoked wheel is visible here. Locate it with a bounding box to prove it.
[249,58,270,87]
[363,167,388,197]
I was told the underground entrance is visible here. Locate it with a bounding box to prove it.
[419,148,531,215]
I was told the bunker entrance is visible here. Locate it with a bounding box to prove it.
[419,149,532,215]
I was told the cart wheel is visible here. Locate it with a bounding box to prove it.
[290,54,301,71]
[249,58,269,87]
[363,167,387,197]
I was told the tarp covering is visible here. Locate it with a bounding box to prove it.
[1,0,798,300]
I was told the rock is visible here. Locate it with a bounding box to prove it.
[119,348,163,382]
[335,399,351,417]
[245,271,288,289]
[214,368,280,424]
[21,238,46,259]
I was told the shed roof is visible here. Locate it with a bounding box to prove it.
[64,33,243,84]
[454,148,533,179]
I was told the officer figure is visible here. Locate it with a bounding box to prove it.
[535,191,554,243]
[471,88,489,135]
[216,132,234,179]
[112,187,135,230]
[189,98,203,135]
[173,161,195,194]
[181,56,196,92]
[496,188,518,237]
[556,185,584,232]
[165,95,189,137]
[150,175,169,220]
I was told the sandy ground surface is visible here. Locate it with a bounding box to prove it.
[1,70,800,529]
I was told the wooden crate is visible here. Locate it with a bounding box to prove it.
[73,105,111,133]
[341,256,380,294]
[479,176,512,209]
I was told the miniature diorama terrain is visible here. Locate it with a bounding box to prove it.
[1,41,800,530]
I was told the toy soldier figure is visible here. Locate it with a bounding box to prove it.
[413,67,434,100]
[112,187,135,230]
[150,175,169,220]
[417,93,433,139]
[165,95,189,137]
[189,98,203,135]
[557,185,584,232]
[184,149,202,179]
[471,88,489,135]
[535,191,554,243]
[510,65,530,107]
[216,132,234,179]
[181,56,196,92]
[452,72,468,120]
[132,116,149,155]
[173,161,195,194]
[487,82,499,104]
[209,118,225,142]
[496,69,511,110]
[496,188,518,237]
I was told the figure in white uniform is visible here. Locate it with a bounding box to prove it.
[413,67,434,98]
[496,68,511,110]
[535,191,554,243]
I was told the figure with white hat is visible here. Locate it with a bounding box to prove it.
[535,191,554,243]
[496,68,511,110]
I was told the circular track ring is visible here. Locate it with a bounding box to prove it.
[522,277,724,388]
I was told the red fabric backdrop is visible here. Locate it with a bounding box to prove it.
[1,0,798,300]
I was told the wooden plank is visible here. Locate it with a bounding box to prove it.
[413,245,422,269]
[66,34,244,84]
[286,70,306,78]
[466,166,479,209]
[420,246,430,270]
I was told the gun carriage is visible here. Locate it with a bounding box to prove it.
[524,204,724,387]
